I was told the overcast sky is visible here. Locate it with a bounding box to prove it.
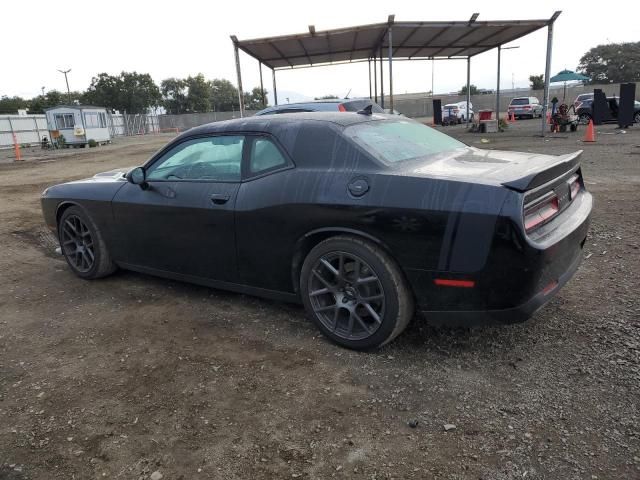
[3,0,639,103]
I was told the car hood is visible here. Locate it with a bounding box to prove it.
[393,147,582,191]
[65,167,134,184]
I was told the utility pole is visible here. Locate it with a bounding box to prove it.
[41,86,45,96]
[58,69,71,103]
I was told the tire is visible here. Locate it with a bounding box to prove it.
[634,112,640,124]
[58,206,116,279]
[579,113,591,125]
[300,236,414,350]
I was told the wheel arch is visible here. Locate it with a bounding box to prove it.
[290,227,396,294]
[55,201,83,228]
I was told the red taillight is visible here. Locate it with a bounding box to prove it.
[434,278,475,288]
[524,193,560,233]
[338,104,346,112]
[569,175,581,200]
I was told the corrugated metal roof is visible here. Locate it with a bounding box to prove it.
[235,15,557,70]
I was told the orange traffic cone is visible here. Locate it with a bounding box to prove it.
[504,112,511,123]
[510,111,516,122]
[583,119,596,142]
[546,111,552,124]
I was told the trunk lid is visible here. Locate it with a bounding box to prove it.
[400,147,582,191]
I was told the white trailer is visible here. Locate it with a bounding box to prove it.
[45,105,111,146]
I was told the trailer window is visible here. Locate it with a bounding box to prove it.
[55,113,75,129]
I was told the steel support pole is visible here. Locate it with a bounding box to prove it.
[63,73,71,104]
[541,22,554,136]
[379,47,384,109]
[373,54,378,103]
[388,27,394,112]
[466,57,471,126]
[368,59,372,99]
[233,43,244,117]
[258,61,265,107]
[496,46,501,120]
[272,69,278,106]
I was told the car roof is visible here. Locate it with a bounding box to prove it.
[184,111,394,137]
[270,97,368,107]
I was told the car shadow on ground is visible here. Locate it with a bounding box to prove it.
[106,267,549,363]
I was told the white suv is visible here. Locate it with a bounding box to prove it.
[508,97,543,119]
[442,101,474,123]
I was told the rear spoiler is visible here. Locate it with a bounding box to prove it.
[502,150,583,192]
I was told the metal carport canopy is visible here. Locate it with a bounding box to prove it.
[231,12,561,136]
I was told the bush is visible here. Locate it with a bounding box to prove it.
[88,139,97,148]
[57,135,66,148]
[498,118,509,131]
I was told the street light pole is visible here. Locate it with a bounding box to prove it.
[58,69,71,103]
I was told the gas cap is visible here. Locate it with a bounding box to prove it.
[348,178,369,197]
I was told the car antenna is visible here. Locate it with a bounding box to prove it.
[357,104,373,115]
[344,88,352,99]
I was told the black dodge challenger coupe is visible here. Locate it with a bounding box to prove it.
[41,112,592,350]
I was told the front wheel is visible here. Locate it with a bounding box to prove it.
[634,112,640,124]
[58,206,116,279]
[300,236,414,350]
[579,113,591,125]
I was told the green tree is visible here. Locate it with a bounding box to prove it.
[185,74,211,112]
[27,90,83,113]
[458,84,479,95]
[119,72,161,113]
[244,87,268,110]
[84,72,160,113]
[0,95,28,114]
[160,78,188,114]
[529,74,544,90]
[210,78,239,112]
[578,42,640,83]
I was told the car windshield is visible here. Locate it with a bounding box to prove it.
[510,98,529,105]
[344,119,466,164]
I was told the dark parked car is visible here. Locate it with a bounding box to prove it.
[42,113,592,350]
[255,98,384,115]
[575,97,640,125]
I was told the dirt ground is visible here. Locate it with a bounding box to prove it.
[0,122,638,480]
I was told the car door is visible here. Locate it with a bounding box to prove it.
[235,134,296,291]
[111,134,245,283]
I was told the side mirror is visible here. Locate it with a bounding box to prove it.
[127,167,148,190]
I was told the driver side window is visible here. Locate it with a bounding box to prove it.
[146,135,244,182]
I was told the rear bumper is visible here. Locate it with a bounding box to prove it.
[509,109,535,116]
[410,191,592,327]
[421,250,583,327]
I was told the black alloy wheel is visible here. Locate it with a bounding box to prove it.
[300,236,414,350]
[307,251,385,341]
[58,206,116,279]
[60,214,95,273]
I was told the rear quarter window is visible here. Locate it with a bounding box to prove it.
[344,120,466,164]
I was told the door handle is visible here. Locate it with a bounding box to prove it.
[210,193,230,205]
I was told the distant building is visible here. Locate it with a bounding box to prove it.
[45,105,111,146]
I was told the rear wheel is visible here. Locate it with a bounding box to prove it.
[300,236,414,350]
[58,206,116,279]
[634,112,640,124]
[579,113,591,125]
